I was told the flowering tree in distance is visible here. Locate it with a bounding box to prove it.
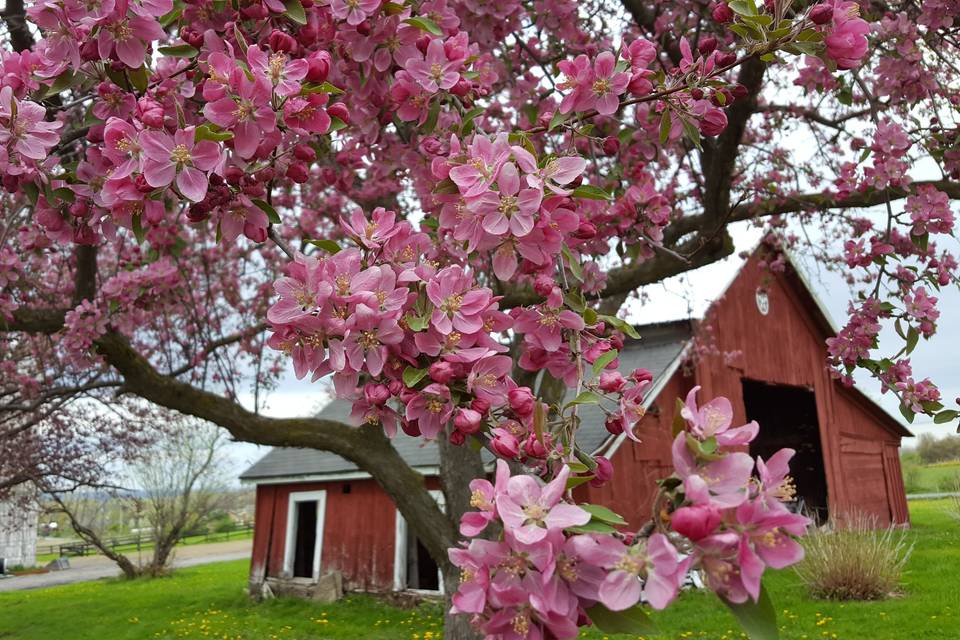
[1,0,959,637]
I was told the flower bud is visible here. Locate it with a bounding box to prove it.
[604,414,625,435]
[574,221,597,240]
[589,455,614,488]
[293,144,317,163]
[305,51,332,83]
[429,361,456,384]
[490,429,520,458]
[698,36,718,56]
[716,52,737,67]
[700,107,728,137]
[326,102,351,125]
[671,504,722,541]
[508,387,535,417]
[268,29,298,53]
[471,397,491,415]
[388,379,404,396]
[244,221,268,243]
[401,418,421,438]
[712,2,734,23]
[524,435,548,458]
[630,368,654,384]
[599,371,627,393]
[454,408,483,435]
[364,383,391,406]
[286,162,309,184]
[450,78,472,97]
[602,136,620,156]
[808,3,834,25]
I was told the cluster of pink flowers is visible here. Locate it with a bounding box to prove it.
[820,2,871,70]
[0,86,63,175]
[434,133,586,281]
[449,387,808,638]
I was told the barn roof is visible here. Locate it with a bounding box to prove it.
[239,320,692,483]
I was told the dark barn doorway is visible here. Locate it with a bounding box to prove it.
[742,379,829,521]
[405,533,440,591]
[292,500,318,578]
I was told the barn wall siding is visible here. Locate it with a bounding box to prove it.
[251,478,399,591]
[578,253,908,528]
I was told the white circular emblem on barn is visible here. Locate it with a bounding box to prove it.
[756,289,770,315]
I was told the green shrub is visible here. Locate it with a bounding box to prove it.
[795,512,913,600]
[902,461,923,494]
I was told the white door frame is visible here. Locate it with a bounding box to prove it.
[283,490,327,581]
[393,489,445,594]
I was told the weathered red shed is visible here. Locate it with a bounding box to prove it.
[240,249,911,594]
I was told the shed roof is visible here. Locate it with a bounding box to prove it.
[239,320,692,482]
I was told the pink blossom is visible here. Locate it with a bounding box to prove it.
[426,266,491,335]
[825,3,870,70]
[466,355,513,406]
[247,45,308,97]
[681,386,759,446]
[202,72,275,159]
[496,465,589,543]
[0,87,62,160]
[470,161,542,237]
[329,0,381,26]
[405,38,462,93]
[672,432,754,508]
[339,207,402,250]
[96,7,165,69]
[404,383,453,439]
[459,460,510,536]
[283,93,331,133]
[140,127,223,202]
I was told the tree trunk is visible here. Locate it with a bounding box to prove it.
[438,437,485,640]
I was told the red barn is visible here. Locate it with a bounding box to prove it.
[240,249,911,594]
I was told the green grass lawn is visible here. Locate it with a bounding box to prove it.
[906,461,960,493]
[1,500,956,640]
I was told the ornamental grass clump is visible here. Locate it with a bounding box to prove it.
[795,512,913,601]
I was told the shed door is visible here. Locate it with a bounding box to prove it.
[882,443,909,524]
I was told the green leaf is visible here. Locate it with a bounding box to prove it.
[934,410,959,424]
[194,123,233,142]
[566,474,594,490]
[720,583,779,640]
[572,184,614,201]
[561,244,583,281]
[405,313,429,332]
[422,99,441,135]
[22,182,39,206]
[566,521,618,534]
[383,1,405,15]
[581,504,627,526]
[329,115,348,132]
[592,349,619,375]
[302,81,344,95]
[43,71,77,99]
[599,314,640,339]
[681,118,702,150]
[252,198,281,225]
[728,0,758,16]
[583,307,598,326]
[282,0,307,24]
[659,109,672,144]
[159,3,183,27]
[587,604,657,635]
[548,110,569,132]
[307,239,341,254]
[128,66,149,93]
[899,402,916,423]
[158,44,199,58]
[132,212,145,244]
[905,325,920,355]
[672,397,687,436]
[567,391,603,407]
[432,178,460,195]
[402,366,428,388]
[460,106,486,136]
[404,16,443,35]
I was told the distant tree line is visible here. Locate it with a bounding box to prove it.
[911,433,960,465]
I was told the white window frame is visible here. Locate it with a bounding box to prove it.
[282,490,327,581]
[393,489,445,594]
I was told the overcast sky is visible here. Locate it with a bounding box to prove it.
[222,220,960,479]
